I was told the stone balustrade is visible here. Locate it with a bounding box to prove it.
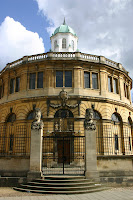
[2,52,128,75]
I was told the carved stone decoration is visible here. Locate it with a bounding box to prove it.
[54,121,60,131]
[84,108,96,130]
[47,89,81,116]
[31,108,44,130]
[59,88,68,107]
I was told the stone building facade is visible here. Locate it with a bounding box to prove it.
[0,21,132,184]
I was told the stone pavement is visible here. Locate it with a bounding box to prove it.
[0,188,133,200]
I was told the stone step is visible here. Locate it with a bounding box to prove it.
[28,181,95,187]
[34,178,91,183]
[43,175,85,180]
[19,183,102,191]
[14,186,107,194]
[13,176,108,194]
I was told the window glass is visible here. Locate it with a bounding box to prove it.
[62,38,66,48]
[111,113,120,122]
[9,134,14,151]
[71,40,74,51]
[115,135,119,150]
[113,78,118,94]
[108,76,112,92]
[54,40,57,50]
[7,113,16,122]
[126,85,129,99]
[92,73,98,89]
[29,73,36,89]
[56,71,63,87]
[27,111,34,120]
[15,77,20,92]
[93,110,101,120]
[10,78,15,94]
[65,71,72,87]
[84,72,90,88]
[37,72,43,88]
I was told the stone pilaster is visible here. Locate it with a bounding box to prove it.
[84,108,99,180]
[85,128,99,180]
[27,128,43,181]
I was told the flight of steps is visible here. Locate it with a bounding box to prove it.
[14,176,108,194]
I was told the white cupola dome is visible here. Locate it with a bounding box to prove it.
[50,19,78,52]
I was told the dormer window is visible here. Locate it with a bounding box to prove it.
[62,38,66,49]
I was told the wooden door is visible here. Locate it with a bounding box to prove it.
[57,138,70,164]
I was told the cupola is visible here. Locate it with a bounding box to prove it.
[50,19,78,52]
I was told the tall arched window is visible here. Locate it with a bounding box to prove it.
[27,110,43,120]
[54,40,57,50]
[111,112,123,155]
[71,40,74,51]
[127,116,132,153]
[6,113,16,123]
[93,110,103,155]
[27,111,34,120]
[62,38,66,49]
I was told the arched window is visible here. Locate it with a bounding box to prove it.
[54,109,73,118]
[71,40,74,51]
[27,110,43,120]
[128,116,132,126]
[127,116,132,153]
[27,111,34,120]
[111,112,123,155]
[111,113,121,122]
[54,40,57,50]
[6,113,16,123]
[62,38,66,49]
[93,110,101,120]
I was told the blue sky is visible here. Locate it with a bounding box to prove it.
[0,0,133,89]
[0,0,50,52]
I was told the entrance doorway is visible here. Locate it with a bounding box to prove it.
[57,137,70,164]
[42,135,85,175]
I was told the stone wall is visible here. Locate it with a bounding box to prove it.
[0,158,30,177]
[97,156,133,185]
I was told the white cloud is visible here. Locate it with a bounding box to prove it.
[0,16,45,69]
[36,0,133,80]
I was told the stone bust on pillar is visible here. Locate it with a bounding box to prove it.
[84,108,96,130]
[31,108,44,130]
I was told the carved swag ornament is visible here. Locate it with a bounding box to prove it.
[31,108,44,130]
[84,108,96,130]
[47,88,81,116]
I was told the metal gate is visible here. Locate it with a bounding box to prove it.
[42,135,85,175]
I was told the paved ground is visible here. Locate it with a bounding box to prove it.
[0,187,133,200]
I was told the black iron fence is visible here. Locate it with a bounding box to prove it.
[0,124,30,156]
[96,124,133,155]
[42,135,85,175]
[0,123,132,157]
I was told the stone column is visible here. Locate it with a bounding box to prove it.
[84,108,99,180]
[27,108,44,181]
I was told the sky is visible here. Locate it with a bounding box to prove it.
[0,0,133,96]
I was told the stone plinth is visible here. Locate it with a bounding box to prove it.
[27,129,43,181]
[85,129,99,180]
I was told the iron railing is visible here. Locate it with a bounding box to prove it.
[42,135,85,175]
[0,124,30,156]
[96,124,133,155]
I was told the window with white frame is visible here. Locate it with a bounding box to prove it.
[62,38,66,49]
